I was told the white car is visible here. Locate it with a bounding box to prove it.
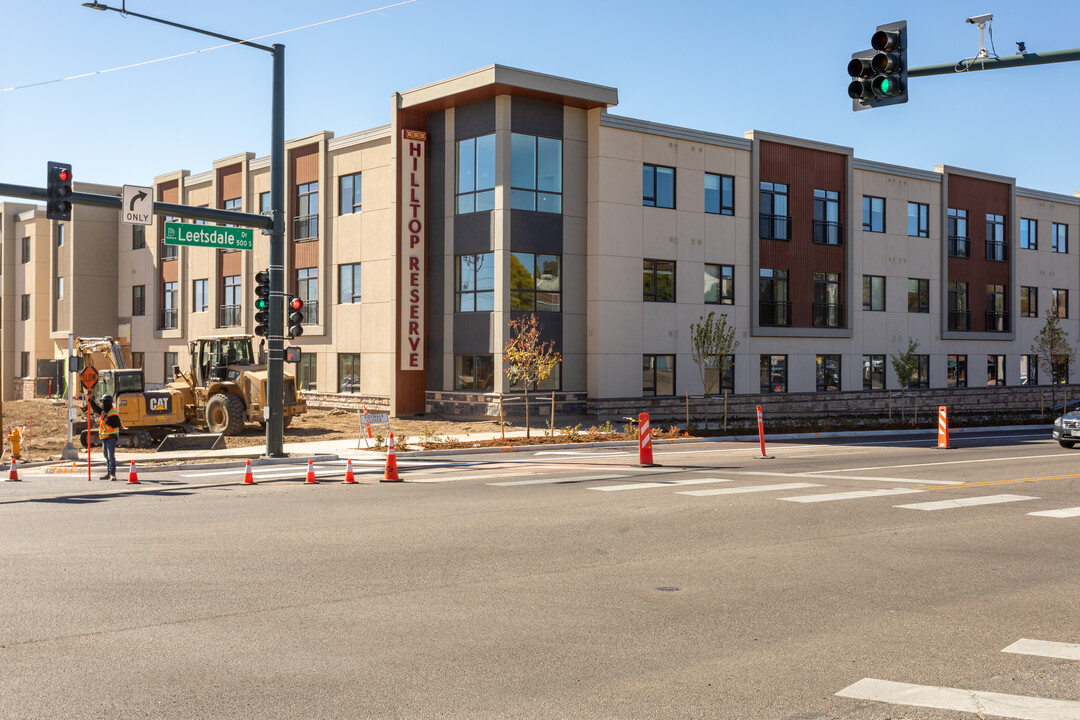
[1052,411,1080,448]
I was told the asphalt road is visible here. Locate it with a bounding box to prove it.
[1,429,1078,719]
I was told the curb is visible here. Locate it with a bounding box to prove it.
[15,454,342,475]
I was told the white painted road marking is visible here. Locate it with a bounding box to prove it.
[780,488,925,503]
[809,453,1076,475]
[677,482,823,497]
[835,677,1080,719]
[1002,639,1080,661]
[722,470,959,485]
[895,494,1038,511]
[1029,507,1080,518]
[487,474,627,487]
[590,478,734,492]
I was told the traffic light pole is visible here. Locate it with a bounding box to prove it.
[908,46,1080,78]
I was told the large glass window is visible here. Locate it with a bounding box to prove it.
[704,264,734,305]
[862,355,886,390]
[948,208,969,257]
[259,192,271,215]
[985,284,1007,332]
[643,164,675,209]
[455,354,494,391]
[643,355,676,396]
[759,182,789,240]
[192,278,208,313]
[760,355,787,393]
[21,236,30,263]
[1053,288,1068,318]
[132,225,145,250]
[704,355,735,395]
[339,263,361,304]
[339,172,362,215]
[1052,222,1068,254]
[456,253,494,312]
[643,259,675,303]
[511,252,561,311]
[338,353,361,393]
[164,352,178,381]
[948,281,969,330]
[911,355,930,389]
[294,182,319,241]
[759,268,789,326]
[221,275,241,327]
[456,134,496,214]
[20,294,29,320]
[511,133,562,213]
[1020,218,1037,250]
[1020,355,1039,386]
[862,196,885,233]
[296,267,318,325]
[907,202,929,238]
[162,281,178,329]
[1021,286,1038,318]
[986,213,1007,261]
[132,285,145,316]
[298,353,317,391]
[908,278,929,313]
[816,354,841,392]
[1053,355,1070,384]
[987,355,1006,386]
[813,272,842,328]
[814,189,842,245]
[863,275,885,311]
[947,355,968,387]
[704,173,734,215]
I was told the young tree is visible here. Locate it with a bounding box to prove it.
[689,311,739,429]
[890,337,921,391]
[1032,306,1077,411]
[503,313,561,439]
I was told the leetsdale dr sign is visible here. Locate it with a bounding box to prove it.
[164,221,254,251]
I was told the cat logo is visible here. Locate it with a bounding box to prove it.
[147,395,171,414]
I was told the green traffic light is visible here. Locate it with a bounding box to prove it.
[255,298,268,310]
[880,77,892,95]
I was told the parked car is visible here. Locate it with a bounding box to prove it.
[1052,410,1080,448]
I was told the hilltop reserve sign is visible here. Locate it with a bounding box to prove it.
[164,222,254,251]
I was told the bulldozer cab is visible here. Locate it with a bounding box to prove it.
[192,337,255,386]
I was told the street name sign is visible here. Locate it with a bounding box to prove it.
[164,221,253,251]
[122,185,153,226]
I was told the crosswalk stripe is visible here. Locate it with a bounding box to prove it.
[780,488,925,503]
[487,474,627,487]
[835,678,1080,719]
[589,478,734,492]
[895,494,1038,511]
[1002,639,1080,661]
[1028,507,1080,518]
[677,482,823,497]
[723,470,960,485]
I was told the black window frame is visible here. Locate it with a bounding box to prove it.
[643,354,676,396]
[642,259,676,303]
[1052,222,1069,254]
[862,275,885,312]
[862,354,886,390]
[947,354,968,388]
[704,263,734,305]
[948,281,970,330]
[456,133,496,215]
[1053,288,1069,318]
[813,189,843,245]
[339,263,361,304]
[510,133,563,214]
[759,182,789,240]
[816,354,842,392]
[1020,286,1038,318]
[948,208,970,258]
[907,202,929,238]
[813,271,843,328]
[911,354,931,389]
[862,196,885,233]
[455,253,494,312]
[986,354,1006,386]
[454,354,494,391]
[985,284,1008,332]
[132,225,146,250]
[643,164,675,209]
[339,172,362,215]
[985,213,1008,262]
[908,278,929,313]
[1020,218,1037,250]
[338,353,361,394]
[511,252,562,312]
[704,173,734,216]
[132,285,145,316]
[759,354,788,393]
[758,268,790,326]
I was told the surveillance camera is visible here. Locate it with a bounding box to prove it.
[966,13,993,24]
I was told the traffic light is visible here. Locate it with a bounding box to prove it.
[254,269,270,337]
[287,296,304,339]
[46,161,73,221]
[848,21,907,111]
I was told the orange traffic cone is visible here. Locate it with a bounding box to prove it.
[305,458,318,484]
[343,458,356,484]
[382,432,400,482]
[6,457,19,482]
[127,460,140,484]
[243,459,256,485]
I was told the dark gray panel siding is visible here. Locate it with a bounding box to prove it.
[511,97,563,138]
[425,110,446,389]
[454,212,493,254]
[452,313,491,354]
[509,210,562,254]
[454,98,495,140]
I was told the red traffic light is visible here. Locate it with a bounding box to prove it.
[58,168,71,182]
[290,297,304,311]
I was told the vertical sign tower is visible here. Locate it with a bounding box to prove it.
[396,128,427,414]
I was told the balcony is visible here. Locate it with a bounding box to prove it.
[812,302,844,328]
[759,300,792,327]
[219,304,241,328]
[947,309,971,331]
[986,240,1009,262]
[161,243,178,260]
[160,308,178,330]
[294,214,318,241]
[985,310,1011,333]
[948,235,971,258]
[301,300,319,325]
[759,214,790,241]
[813,220,844,246]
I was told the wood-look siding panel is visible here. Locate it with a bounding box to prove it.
[292,145,319,185]
[948,174,1011,331]
[218,165,242,204]
[293,240,319,269]
[759,141,848,328]
[221,250,242,276]
[161,259,178,283]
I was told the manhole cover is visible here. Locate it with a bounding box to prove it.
[656,586,680,592]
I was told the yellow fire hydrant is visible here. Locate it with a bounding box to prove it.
[8,426,23,460]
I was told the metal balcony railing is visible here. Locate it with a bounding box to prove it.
[985,310,1010,333]
[160,308,178,330]
[301,300,319,325]
[161,243,178,260]
[948,235,971,258]
[986,240,1009,262]
[947,309,971,331]
[812,302,844,328]
[294,214,318,241]
[813,220,844,246]
[219,305,241,327]
[759,300,792,327]
[759,214,790,241]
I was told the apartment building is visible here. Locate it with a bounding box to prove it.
[2,64,1079,416]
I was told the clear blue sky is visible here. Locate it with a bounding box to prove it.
[2,0,1079,197]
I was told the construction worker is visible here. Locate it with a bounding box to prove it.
[90,394,121,480]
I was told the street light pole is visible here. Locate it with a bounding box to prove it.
[81,2,287,456]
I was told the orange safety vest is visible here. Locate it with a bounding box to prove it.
[99,408,121,439]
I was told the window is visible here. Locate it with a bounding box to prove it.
[759,268,789,326]
[947,355,968,387]
[1021,286,1038,318]
[456,134,495,214]
[759,182,789,240]
[164,352,178,381]
[908,278,929,313]
[987,355,1006,386]
[192,205,209,225]
[511,253,561,311]
[948,208,969,257]
[132,285,145,316]
[816,354,841,392]
[296,267,318,324]
[20,352,29,378]
[907,202,929,238]
[704,355,735,395]
[455,354,494,391]
[338,353,361,393]
[221,275,241,326]
[1020,355,1039,386]
[511,133,562,213]
[760,355,787,393]
[295,182,319,240]
[511,362,562,392]
[455,253,494,311]
[862,196,885,233]
[21,236,30,263]
[1053,289,1068,319]
[643,354,676,396]
[704,264,734,305]
[192,279,208,313]
[162,281,178,329]
[339,263,361,304]
[911,355,930,389]
[862,275,885,311]
[948,281,969,330]
[642,259,675,303]
[298,353,317,391]
[705,173,734,215]
[132,225,146,250]
[863,355,885,390]
[57,224,65,247]
[1052,222,1068,254]
[642,164,675,209]
[20,294,29,321]
[1020,218,1037,250]
[986,213,1007,261]
[813,272,842,328]
[985,284,1007,332]
[339,172,362,215]
[224,197,242,214]
[1053,355,1070,384]
[56,276,64,300]
[814,189,842,245]
[130,352,144,369]
[259,192,271,215]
